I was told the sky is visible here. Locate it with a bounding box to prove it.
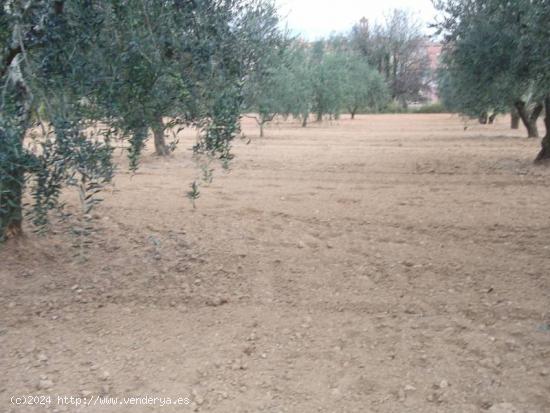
[276,0,438,40]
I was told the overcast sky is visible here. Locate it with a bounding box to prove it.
[276,0,438,39]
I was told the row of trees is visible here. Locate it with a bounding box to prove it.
[11,1,540,242]
[434,0,550,161]
[244,40,389,135]
[244,9,433,136]
[0,0,281,241]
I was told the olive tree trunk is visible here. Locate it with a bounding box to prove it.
[301,112,308,127]
[511,107,520,129]
[1,81,31,240]
[1,3,62,240]
[1,162,24,239]
[515,100,541,138]
[535,96,550,162]
[257,114,275,137]
[479,112,488,124]
[152,116,169,156]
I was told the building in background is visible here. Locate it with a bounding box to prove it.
[423,42,442,102]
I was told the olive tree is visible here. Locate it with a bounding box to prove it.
[522,0,550,160]
[342,54,389,119]
[434,0,550,160]
[435,0,542,136]
[243,56,289,137]
[241,2,286,137]
[281,43,315,127]
[98,0,269,158]
[310,41,348,121]
[1,0,112,240]
[0,0,281,241]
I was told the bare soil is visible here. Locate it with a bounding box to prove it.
[1,114,550,413]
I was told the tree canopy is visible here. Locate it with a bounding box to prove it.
[350,10,431,106]
[434,0,550,159]
[0,0,281,241]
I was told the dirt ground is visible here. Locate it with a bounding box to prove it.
[1,114,550,413]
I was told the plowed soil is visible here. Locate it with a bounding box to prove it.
[1,114,549,412]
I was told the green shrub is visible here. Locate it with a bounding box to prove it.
[382,101,409,113]
[413,103,449,113]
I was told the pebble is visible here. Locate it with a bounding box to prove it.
[231,359,247,370]
[20,270,33,278]
[206,296,228,307]
[37,379,53,390]
[243,345,255,356]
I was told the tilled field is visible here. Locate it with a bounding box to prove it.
[1,114,549,412]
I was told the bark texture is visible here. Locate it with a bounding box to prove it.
[152,116,169,156]
[535,97,550,162]
[515,100,541,138]
[511,107,520,129]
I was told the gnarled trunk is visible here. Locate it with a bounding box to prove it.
[479,112,488,124]
[152,116,168,156]
[511,107,520,129]
[535,96,550,163]
[515,100,541,138]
